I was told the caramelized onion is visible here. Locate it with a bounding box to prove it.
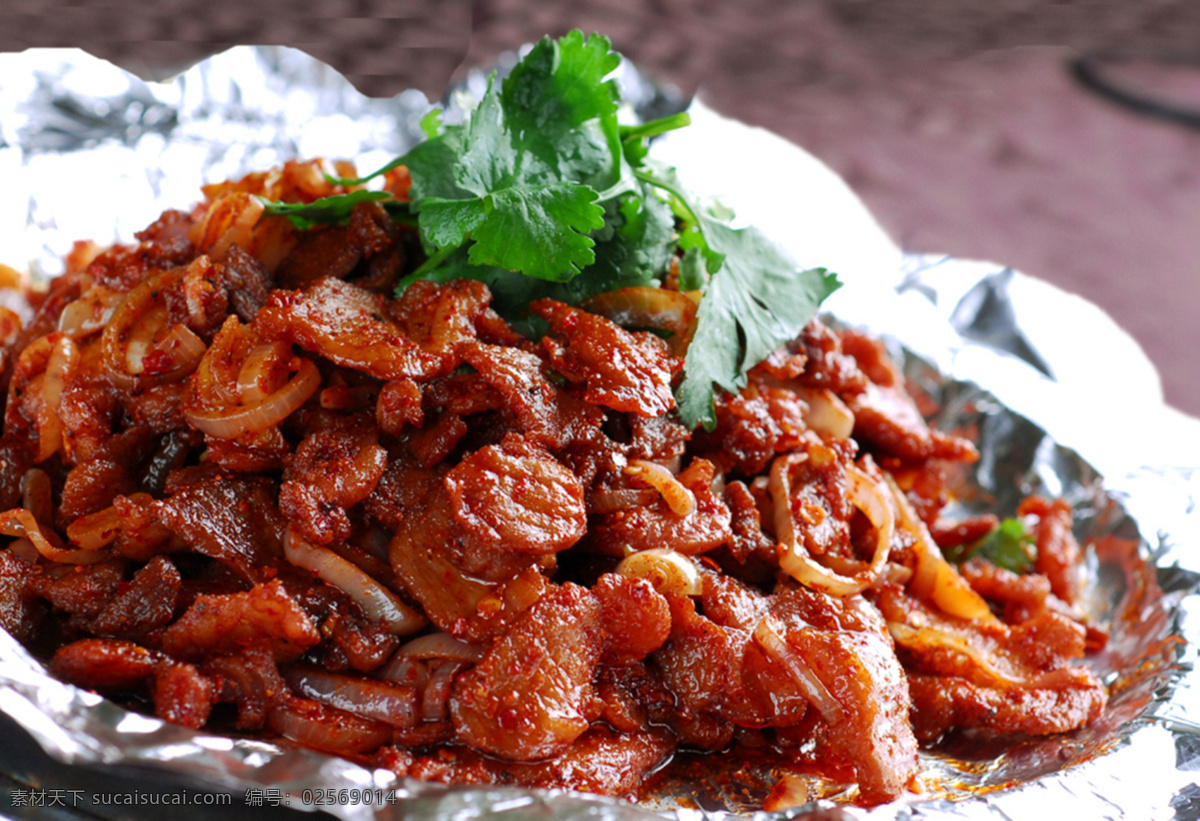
[266,697,392,754]
[236,341,292,404]
[773,456,893,597]
[625,460,696,517]
[797,386,855,442]
[148,324,207,383]
[284,529,425,636]
[0,508,106,565]
[66,505,123,551]
[36,335,78,463]
[881,473,996,624]
[763,773,810,813]
[396,632,486,663]
[185,357,320,439]
[101,269,184,391]
[58,285,123,339]
[284,666,419,728]
[616,548,703,596]
[421,659,466,721]
[753,616,844,724]
[581,287,697,337]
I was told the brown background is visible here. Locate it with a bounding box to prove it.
[4,0,1200,417]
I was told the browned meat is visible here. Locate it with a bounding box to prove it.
[459,340,605,452]
[908,674,1107,740]
[50,638,161,690]
[1019,496,1084,605]
[445,434,587,556]
[849,381,978,463]
[533,299,678,417]
[203,645,286,730]
[152,472,285,583]
[0,167,1112,809]
[86,555,180,642]
[593,573,671,663]
[160,580,320,662]
[767,587,918,804]
[450,583,606,761]
[153,661,214,729]
[257,277,444,380]
[589,459,732,556]
[279,425,387,545]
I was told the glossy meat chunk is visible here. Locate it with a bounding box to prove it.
[257,277,444,380]
[0,184,1111,809]
[450,583,606,761]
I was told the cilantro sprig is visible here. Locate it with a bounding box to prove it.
[945,517,1035,573]
[261,30,841,429]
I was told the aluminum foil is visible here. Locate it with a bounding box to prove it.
[1,44,1199,821]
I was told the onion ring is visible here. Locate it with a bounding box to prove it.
[773,455,894,597]
[284,529,425,636]
[184,357,320,439]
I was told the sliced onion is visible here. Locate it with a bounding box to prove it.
[886,622,1086,690]
[763,773,811,813]
[753,616,844,725]
[797,386,855,442]
[0,508,106,564]
[421,659,466,721]
[35,335,77,463]
[773,456,893,597]
[185,357,320,439]
[284,529,425,636]
[396,632,486,663]
[881,473,996,624]
[266,696,393,754]
[197,192,265,260]
[616,547,703,596]
[284,666,419,728]
[145,323,206,383]
[101,269,183,391]
[625,459,696,517]
[66,505,122,551]
[58,285,122,339]
[236,341,292,404]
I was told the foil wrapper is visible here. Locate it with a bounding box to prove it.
[1,45,1199,821]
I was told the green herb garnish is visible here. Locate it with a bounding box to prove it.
[946,517,1035,573]
[260,30,841,429]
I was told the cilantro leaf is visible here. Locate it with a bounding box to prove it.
[945,517,1035,573]
[674,208,841,429]
[468,184,606,279]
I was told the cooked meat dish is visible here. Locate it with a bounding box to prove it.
[0,159,1108,808]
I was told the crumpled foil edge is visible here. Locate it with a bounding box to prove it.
[0,44,1196,821]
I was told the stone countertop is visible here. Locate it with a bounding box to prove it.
[3,0,1199,419]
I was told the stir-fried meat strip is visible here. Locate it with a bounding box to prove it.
[151,472,285,583]
[161,580,320,663]
[279,425,387,545]
[0,174,1111,809]
[766,587,918,804]
[589,458,732,556]
[445,433,587,556]
[533,299,678,417]
[450,583,607,761]
[257,277,445,381]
